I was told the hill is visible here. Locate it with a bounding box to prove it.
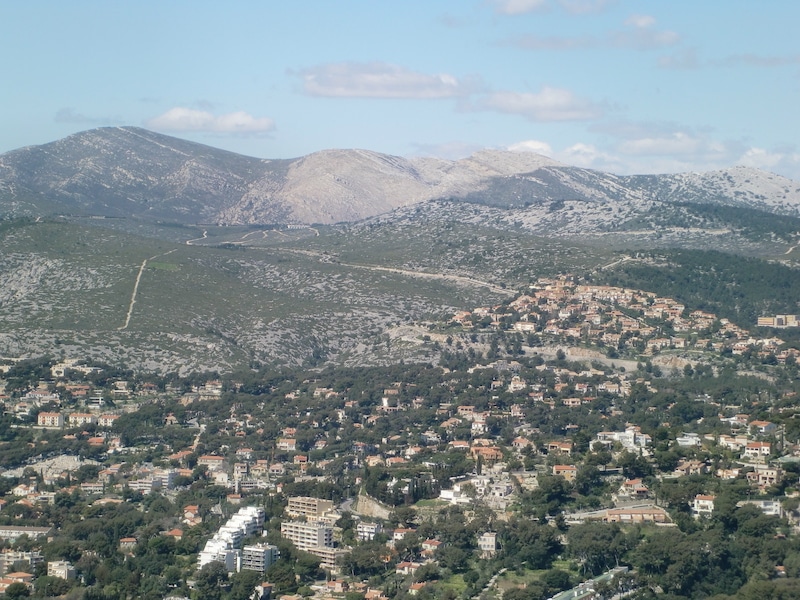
[3,127,799,230]
[2,129,800,373]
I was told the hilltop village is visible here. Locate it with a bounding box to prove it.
[1,277,800,599]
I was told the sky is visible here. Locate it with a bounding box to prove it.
[3,1,800,179]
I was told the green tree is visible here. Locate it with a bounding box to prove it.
[3,582,29,599]
[195,561,228,600]
[229,569,263,600]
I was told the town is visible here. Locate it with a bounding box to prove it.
[1,275,800,599]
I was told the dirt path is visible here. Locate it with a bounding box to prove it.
[280,248,512,296]
[118,249,178,330]
[185,230,208,245]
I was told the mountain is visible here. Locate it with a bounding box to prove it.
[2,128,800,373]
[5,126,797,229]
[0,127,561,225]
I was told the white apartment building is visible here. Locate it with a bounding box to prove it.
[241,544,280,573]
[197,506,266,571]
[280,521,333,552]
[37,412,64,428]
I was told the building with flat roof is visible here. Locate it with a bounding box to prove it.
[241,544,280,573]
[286,496,335,519]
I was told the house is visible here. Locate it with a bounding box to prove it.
[395,561,421,575]
[277,438,297,452]
[553,465,577,482]
[747,466,782,489]
[512,437,531,450]
[409,582,426,595]
[392,528,416,542]
[47,561,76,580]
[692,495,715,518]
[742,441,772,460]
[604,507,670,524]
[619,479,649,499]
[737,499,784,518]
[197,455,225,470]
[470,446,503,462]
[119,537,138,552]
[547,441,573,455]
[674,460,707,476]
[478,532,497,557]
[750,420,777,435]
[421,539,442,555]
[163,528,183,541]
[327,580,349,594]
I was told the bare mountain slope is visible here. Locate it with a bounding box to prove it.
[1,127,800,229]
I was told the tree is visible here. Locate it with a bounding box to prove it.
[567,522,633,576]
[541,569,572,595]
[195,561,228,600]
[499,518,562,570]
[436,546,469,573]
[339,542,387,578]
[266,561,298,593]
[3,583,29,599]
[229,569,263,600]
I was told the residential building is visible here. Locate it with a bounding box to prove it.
[553,464,577,482]
[692,495,716,518]
[241,544,280,573]
[280,521,333,552]
[356,522,383,542]
[37,412,63,428]
[47,561,76,580]
[478,532,497,557]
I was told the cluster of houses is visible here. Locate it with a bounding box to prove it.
[0,273,798,598]
[453,275,797,362]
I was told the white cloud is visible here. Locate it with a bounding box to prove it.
[618,132,702,156]
[558,0,612,14]
[492,136,800,179]
[146,108,274,134]
[613,15,679,49]
[489,0,549,15]
[558,143,622,170]
[480,87,603,121]
[737,148,800,177]
[717,54,800,68]
[658,48,700,69]
[506,14,678,52]
[624,14,655,28]
[299,62,479,99]
[411,141,485,160]
[510,34,595,50]
[508,139,554,156]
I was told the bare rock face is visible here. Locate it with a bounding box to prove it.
[1,126,799,226]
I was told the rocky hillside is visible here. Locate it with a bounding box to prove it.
[1,126,799,227]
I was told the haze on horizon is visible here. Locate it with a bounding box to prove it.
[2,1,799,179]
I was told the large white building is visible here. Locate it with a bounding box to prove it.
[197,506,266,571]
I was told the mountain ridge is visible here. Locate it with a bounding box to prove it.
[1,126,799,228]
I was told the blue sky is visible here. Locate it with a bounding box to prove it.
[3,0,800,179]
